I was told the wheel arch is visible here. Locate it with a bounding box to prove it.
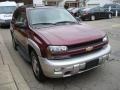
[27,39,42,57]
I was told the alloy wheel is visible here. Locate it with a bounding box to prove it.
[32,53,40,77]
[31,51,46,82]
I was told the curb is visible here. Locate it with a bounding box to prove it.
[0,33,30,90]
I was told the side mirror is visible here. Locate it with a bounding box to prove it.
[15,22,27,28]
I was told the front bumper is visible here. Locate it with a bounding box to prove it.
[39,44,111,78]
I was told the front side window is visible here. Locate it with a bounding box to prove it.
[16,12,26,23]
[28,8,77,26]
[100,7,105,12]
[0,6,16,14]
[91,7,100,12]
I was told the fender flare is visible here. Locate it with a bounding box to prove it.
[27,38,41,57]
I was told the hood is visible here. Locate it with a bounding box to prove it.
[0,14,13,20]
[34,24,105,45]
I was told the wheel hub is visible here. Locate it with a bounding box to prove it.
[32,55,39,76]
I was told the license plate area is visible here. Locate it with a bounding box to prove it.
[85,59,99,70]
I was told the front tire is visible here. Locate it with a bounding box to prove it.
[12,36,17,50]
[30,50,46,82]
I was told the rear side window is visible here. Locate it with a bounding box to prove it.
[13,10,19,20]
[13,9,26,24]
[16,12,26,23]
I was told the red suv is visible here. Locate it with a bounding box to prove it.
[10,5,111,81]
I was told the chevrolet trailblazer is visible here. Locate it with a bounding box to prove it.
[10,5,111,81]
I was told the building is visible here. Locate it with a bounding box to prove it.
[0,0,82,7]
[0,0,32,4]
[86,0,113,7]
[44,0,80,8]
[113,0,120,4]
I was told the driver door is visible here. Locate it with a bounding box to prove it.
[99,7,106,18]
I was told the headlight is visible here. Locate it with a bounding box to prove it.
[48,46,68,54]
[103,36,108,42]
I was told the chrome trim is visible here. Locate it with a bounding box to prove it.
[27,39,41,56]
[39,44,111,78]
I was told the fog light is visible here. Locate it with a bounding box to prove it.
[99,54,109,64]
[54,68,62,72]
[54,71,63,75]
[79,63,86,70]
[102,54,109,60]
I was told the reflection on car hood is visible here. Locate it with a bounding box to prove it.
[34,24,105,45]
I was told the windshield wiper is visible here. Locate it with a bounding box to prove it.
[32,21,77,26]
[54,21,77,24]
[33,23,55,25]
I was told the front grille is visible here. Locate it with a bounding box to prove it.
[64,38,107,58]
[52,38,107,60]
[68,38,103,51]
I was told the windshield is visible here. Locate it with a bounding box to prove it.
[28,8,77,25]
[0,6,16,14]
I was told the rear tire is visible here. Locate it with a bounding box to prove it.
[30,50,46,82]
[91,15,95,21]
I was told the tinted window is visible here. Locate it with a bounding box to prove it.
[15,11,26,25]
[13,10,19,19]
[16,14,25,23]
[91,7,100,12]
[100,7,105,12]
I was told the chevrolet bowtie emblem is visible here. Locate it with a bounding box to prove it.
[86,46,93,52]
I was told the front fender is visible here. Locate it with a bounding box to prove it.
[27,38,41,57]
